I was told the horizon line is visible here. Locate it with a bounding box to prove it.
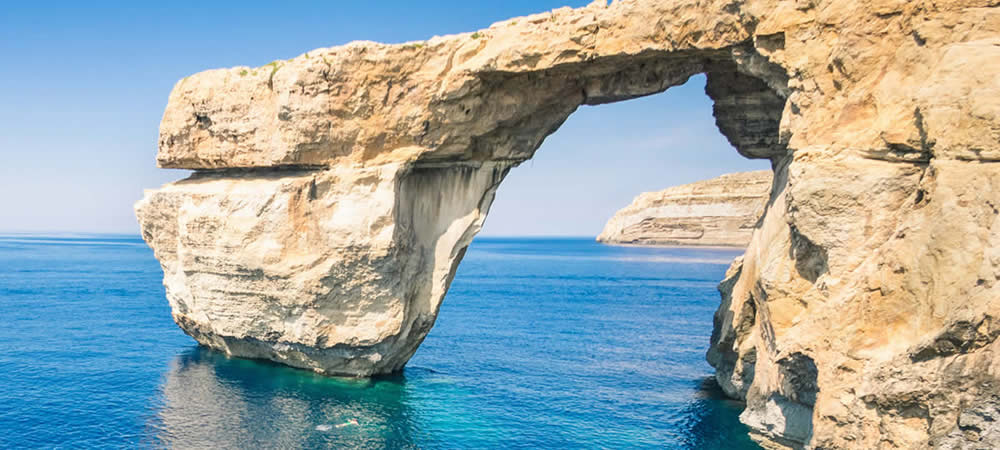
[0,231,601,239]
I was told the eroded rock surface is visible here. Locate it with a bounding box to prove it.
[137,0,1000,448]
[597,170,772,246]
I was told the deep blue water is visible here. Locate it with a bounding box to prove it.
[0,235,758,449]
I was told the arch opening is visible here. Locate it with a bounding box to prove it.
[480,72,775,239]
[394,43,791,391]
[389,54,793,445]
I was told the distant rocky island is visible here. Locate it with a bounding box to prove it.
[597,171,772,247]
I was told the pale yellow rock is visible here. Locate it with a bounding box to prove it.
[597,171,773,247]
[137,0,1000,448]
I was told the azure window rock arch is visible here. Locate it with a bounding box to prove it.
[137,1,1000,448]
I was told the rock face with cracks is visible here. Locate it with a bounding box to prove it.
[136,0,1000,448]
[597,170,772,247]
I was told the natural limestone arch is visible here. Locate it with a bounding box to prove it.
[137,1,1000,448]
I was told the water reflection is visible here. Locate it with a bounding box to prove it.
[146,347,421,449]
[1,236,758,448]
[144,348,758,448]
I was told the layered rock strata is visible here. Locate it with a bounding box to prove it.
[136,0,1000,448]
[597,170,772,246]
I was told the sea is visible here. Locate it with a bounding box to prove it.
[0,234,760,449]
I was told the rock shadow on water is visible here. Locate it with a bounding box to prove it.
[143,347,422,449]
[678,377,761,450]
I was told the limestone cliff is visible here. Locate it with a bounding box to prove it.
[597,171,772,247]
[136,0,1000,448]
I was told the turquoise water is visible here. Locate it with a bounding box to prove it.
[0,235,758,449]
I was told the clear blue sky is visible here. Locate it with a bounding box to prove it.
[0,1,768,236]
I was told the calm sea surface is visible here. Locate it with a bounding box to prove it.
[0,235,758,449]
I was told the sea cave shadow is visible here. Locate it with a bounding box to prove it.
[144,346,422,449]
[680,377,761,450]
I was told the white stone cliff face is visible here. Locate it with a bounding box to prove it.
[136,0,1000,448]
[137,162,509,375]
[597,170,772,247]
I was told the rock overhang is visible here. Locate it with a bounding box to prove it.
[155,0,794,171]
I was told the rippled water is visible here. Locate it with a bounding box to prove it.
[0,235,758,448]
